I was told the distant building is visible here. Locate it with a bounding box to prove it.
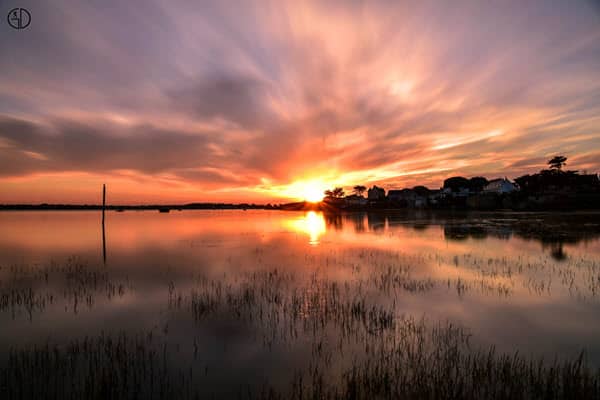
[483,178,518,194]
[388,189,426,207]
[441,186,470,197]
[577,173,600,191]
[367,185,386,201]
[456,187,471,197]
[427,189,443,205]
[388,189,414,202]
[344,194,367,207]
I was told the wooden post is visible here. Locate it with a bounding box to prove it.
[102,184,106,265]
[102,184,106,224]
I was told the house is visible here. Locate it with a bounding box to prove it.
[344,194,367,207]
[388,189,415,202]
[367,185,386,201]
[427,189,443,205]
[456,187,471,197]
[441,186,469,197]
[483,178,518,194]
[388,189,426,207]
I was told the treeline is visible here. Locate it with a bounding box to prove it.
[0,203,278,211]
[320,156,600,211]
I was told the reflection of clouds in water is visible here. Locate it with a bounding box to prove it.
[317,211,600,260]
[1,210,600,372]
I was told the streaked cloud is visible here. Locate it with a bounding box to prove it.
[0,0,599,202]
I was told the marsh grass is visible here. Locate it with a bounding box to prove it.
[1,319,598,399]
[0,258,131,319]
[1,245,600,399]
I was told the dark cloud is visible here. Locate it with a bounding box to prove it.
[507,157,549,169]
[0,117,217,178]
[174,168,247,186]
[168,74,274,129]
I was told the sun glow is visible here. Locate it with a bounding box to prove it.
[303,184,325,203]
[281,179,328,202]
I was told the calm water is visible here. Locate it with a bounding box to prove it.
[1,210,600,396]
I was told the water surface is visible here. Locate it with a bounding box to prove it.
[1,210,600,396]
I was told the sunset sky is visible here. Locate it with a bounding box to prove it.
[1,0,599,204]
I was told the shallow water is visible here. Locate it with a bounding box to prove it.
[1,210,600,396]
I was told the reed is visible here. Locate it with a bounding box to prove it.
[1,244,600,399]
[1,319,598,399]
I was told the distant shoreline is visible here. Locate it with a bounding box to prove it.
[0,204,275,211]
[2,203,600,214]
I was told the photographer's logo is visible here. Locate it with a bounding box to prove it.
[7,8,31,30]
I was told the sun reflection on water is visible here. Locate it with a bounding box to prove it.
[287,211,326,245]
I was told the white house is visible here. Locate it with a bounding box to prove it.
[483,178,518,194]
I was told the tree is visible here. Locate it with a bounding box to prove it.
[333,187,345,198]
[353,185,366,196]
[548,155,567,172]
[514,174,535,192]
[516,154,598,196]
[324,187,345,198]
[468,177,489,193]
[443,177,470,192]
[412,186,431,196]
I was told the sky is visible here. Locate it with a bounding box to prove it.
[1,0,599,204]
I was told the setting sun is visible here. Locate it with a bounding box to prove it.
[303,184,325,203]
[276,179,328,202]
